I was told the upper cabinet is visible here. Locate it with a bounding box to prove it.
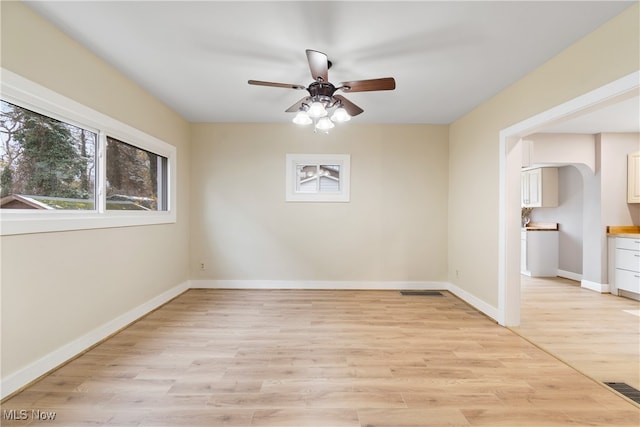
[522,167,558,208]
[628,151,640,204]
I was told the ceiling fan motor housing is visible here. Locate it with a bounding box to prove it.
[308,81,337,102]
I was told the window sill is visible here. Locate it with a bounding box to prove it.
[0,210,176,236]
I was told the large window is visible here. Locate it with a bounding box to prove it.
[0,69,176,235]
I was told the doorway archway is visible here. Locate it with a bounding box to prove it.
[497,71,639,326]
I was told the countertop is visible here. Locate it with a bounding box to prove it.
[607,225,640,238]
[523,222,558,231]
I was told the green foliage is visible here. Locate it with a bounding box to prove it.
[0,165,13,198]
[0,101,95,204]
[15,110,86,197]
[106,137,158,209]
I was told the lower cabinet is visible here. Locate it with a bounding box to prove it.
[616,269,640,294]
[610,237,640,295]
[521,230,559,277]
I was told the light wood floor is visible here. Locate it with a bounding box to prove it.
[2,289,639,426]
[512,275,640,391]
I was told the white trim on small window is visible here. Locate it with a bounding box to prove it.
[285,154,350,202]
[0,69,177,235]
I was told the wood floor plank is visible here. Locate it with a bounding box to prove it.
[357,408,471,427]
[138,409,254,427]
[461,408,575,426]
[2,288,638,426]
[251,408,359,427]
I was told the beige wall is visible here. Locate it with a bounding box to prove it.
[0,2,191,379]
[448,3,639,306]
[190,123,449,283]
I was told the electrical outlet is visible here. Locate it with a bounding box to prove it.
[200,262,205,271]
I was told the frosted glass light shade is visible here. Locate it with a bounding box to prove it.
[293,111,312,125]
[307,101,327,118]
[331,107,351,122]
[315,117,335,131]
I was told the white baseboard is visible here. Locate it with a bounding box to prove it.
[191,279,447,291]
[446,282,499,321]
[557,269,582,282]
[581,279,610,293]
[0,281,190,400]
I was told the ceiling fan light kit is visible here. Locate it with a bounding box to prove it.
[249,49,395,133]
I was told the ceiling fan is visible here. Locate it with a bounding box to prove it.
[248,49,396,131]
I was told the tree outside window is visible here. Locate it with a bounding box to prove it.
[105,137,167,211]
[0,100,96,209]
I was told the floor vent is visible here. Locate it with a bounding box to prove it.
[400,291,444,297]
[604,382,640,403]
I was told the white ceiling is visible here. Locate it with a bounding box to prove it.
[539,92,640,134]
[25,1,638,130]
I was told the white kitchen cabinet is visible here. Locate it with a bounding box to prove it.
[521,230,559,277]
[628,151,640,203]
[521,167,558,208]
[611,237,640,295]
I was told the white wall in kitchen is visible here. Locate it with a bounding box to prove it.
[531,165,584,278]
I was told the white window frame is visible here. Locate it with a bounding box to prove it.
[0,69,177,236]
[285,153,350,202]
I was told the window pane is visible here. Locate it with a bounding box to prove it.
[106,136,167,211]
[296,164,318,193]
[319,165,340,192]
[0,100,96,210]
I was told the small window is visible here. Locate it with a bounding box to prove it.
[1,100,97,210]
[106,137,168,211]
[286,154,350,202]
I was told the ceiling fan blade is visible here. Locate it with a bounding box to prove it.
[334,95,364,117]
[248,80,306,90]
[306,49,329,82]
[339,77,396,92]
[285,97,311,113]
